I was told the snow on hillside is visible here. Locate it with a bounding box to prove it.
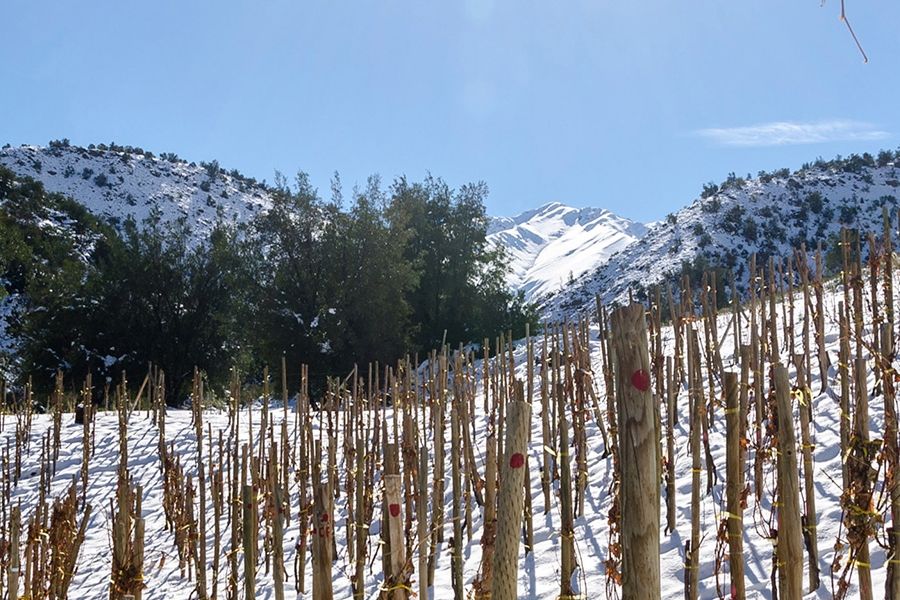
[0,143,273,241]
[3,267,889,599]
[0,292,19,379]
[545,161,900,319]
[487,202,646,302]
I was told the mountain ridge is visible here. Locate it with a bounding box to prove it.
[0,142,274,243]
[5,142,900,325]
[487,201,646,302]
[542,153,900,318]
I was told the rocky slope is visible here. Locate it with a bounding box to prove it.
[543,155,900,318]
[0,142,273,242]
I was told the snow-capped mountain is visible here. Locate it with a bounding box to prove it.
[545,155,900,318]
[0,142,274,242]
[487,202,646,302]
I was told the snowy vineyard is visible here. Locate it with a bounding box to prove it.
[2,226,900,599]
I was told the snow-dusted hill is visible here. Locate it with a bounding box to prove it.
[487,202,646,302]
[545,158,900,318]
[0,143,273,241]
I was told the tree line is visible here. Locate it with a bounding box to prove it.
[0,165,537,401]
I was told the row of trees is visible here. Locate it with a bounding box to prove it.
[0,166,537,401]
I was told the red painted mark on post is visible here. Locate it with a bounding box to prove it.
[320,512,329,522]
[630,369,650,392]
[389,503,401,518]
[509,452,525,469]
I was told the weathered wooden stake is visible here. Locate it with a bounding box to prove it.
[724,372,745,599]
[611,303,660,600]
[490,400,531,600]
[774,364,803,600]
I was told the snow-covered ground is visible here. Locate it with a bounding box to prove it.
[3,269,891,599]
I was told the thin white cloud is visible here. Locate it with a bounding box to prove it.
[696,119,890,147]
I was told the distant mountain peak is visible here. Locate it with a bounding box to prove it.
[488,202,646,302]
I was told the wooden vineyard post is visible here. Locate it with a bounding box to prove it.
[384,473,407,600]
[814,248,829,392]
[297,366,312,595]
[81,387,91,506]
[524,331,535,553]
[883,322,900,599]
[774,364,803,600]
[272,451,286,600]
[474,427,498,599]
[450,392,464,600]
[540,337,552,513]
[133,491,146,600]
[417,449,429,600]
[665,357,676,534]
[110,483,144,600]
[557,380,577,598]
[848,356,874,600]
[241,484,257,600]
[687,330,702,600]
[611,303,660,600]
[353,386,369,600]
[311,477,334,600]
[228,375,240,600]
[9,504,19,600]
[839,302,851,491]
[490,399,532,600]
[793,354,819,593]
[738,346,751,471]
[190,371,208,600]
[751,259,765,503]
[724,372,745,599]
[432,354,447,548]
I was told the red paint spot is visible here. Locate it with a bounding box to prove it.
[630,369,650,392]
[509,452,525,469]
[321,512,329,522]
[389,503,401,518]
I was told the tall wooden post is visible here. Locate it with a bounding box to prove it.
[839,302,851,491]
[384,473,407,600]
[417,449,429,600]
[850,356,874,600]
[241,484,257,600]
[882,320,900,599]
[793,354,819,593]
[611,303,660,599]
[557,380,576,598]
[774,364,803,600]
[687,330,702,600]
[490,400,532,600]
[9,504,20,600]
[724,372,745,598]
[665,357,676,534]
[311,477,334,600]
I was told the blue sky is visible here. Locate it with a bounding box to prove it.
[2,1,898,222]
